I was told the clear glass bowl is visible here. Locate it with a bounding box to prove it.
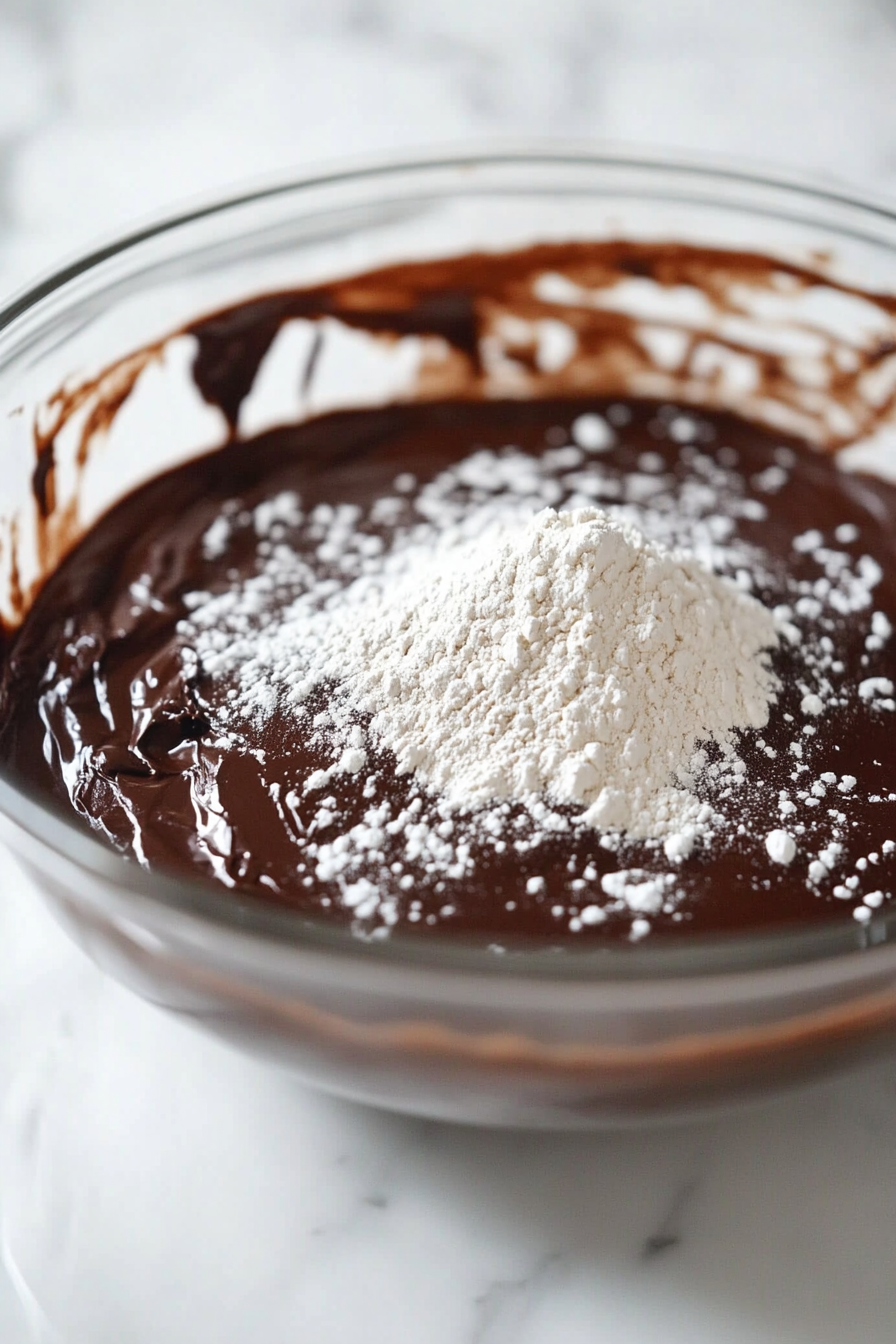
[3,148,896,1128]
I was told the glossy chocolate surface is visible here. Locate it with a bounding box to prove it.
[3,392,896,943]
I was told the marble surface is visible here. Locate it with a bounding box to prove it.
[3,1,896,1339]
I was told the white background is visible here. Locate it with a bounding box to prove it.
[2,2,896,1339]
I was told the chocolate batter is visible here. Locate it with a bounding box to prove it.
[2,391,896,944]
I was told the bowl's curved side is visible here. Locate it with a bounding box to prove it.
[8,821,896,1127]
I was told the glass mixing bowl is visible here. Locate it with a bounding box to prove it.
[3,148,896,1128]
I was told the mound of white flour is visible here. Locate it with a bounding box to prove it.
[268,507,780,838]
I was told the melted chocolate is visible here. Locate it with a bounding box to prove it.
[2,395,896,944]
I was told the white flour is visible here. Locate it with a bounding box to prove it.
[293,507,780,838]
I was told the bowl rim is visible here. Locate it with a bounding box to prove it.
[3,141,896,983]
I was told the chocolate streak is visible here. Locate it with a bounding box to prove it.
[184,241,896,437]
[18,240,896,624]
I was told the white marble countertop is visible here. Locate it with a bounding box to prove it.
[2,1,896,1339]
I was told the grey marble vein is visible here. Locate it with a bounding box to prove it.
[641,1175,700,1259]
[471,1253,562,1344]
